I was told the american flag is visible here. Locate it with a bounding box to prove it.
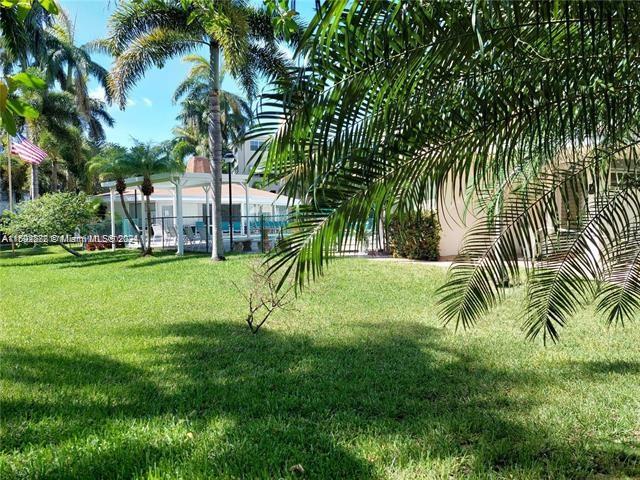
[10,133,48,165]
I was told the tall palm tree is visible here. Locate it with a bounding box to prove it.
[1,3,112,194]
[19,86,80,197]
[255,0,640,342]
[173,54,252,153]
[88,143,144,251]
[99,0,291,260]
[26,86,113,193]
[124,140,182,255]
[0,1,55,70]
[43,9,112,143]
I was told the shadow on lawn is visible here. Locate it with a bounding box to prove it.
[124,253,200,269]
[0,246,52,258]
[0,248,135,268]
[2,322,639,479]
[0,248,206,269]
[575,359,640,375]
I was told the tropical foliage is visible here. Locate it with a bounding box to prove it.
[123,140,182,255]
[88,143,144,250]
[171,54,252,161]
[100,0,292,260]
[388,211,440,261]
[0,71,44,135]
[43,9,112,143]
[254,0,640,341]
[1,0,113,197]
[0,191,96,255]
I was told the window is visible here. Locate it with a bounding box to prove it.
[249,140,263,151]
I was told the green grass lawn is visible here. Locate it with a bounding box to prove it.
[0,247,638,479]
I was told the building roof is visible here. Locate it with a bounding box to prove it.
[97,183,293,206]
[99,167,295,206]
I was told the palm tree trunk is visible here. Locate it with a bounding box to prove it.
[208,43,225,261]
[66,170,75,191]
[118,191,144,252]
[145,194,152,255]
[66,63,74,92]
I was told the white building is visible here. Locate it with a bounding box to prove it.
[98,156,295,254]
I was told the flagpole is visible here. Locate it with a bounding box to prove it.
[6,133,13,213]
[6,132,15,255]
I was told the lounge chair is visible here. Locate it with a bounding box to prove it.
[164,224,177,245]
[151,224,163,243]
[183,225,200,246]
[195,223,208,244]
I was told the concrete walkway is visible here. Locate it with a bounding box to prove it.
[364,255,452,268]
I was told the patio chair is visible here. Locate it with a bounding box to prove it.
[151,224,164,244]
[183,225,200,246]
[164,224,177,245]
[195,223,208,244]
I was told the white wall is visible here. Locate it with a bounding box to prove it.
[236,137,267,174]
[437,186,481,259]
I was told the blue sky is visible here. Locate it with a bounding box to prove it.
[59,0,316,147]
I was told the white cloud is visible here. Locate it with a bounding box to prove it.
[142,97,153,107]
[89,86,106,102]
[126,98,137,107]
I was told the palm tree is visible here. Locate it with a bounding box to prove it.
[173,54,252,154]
[43,9,113,143]
[2,4,113,194]
[88,144,144,250]
[19,87,80,197]
[99,0,291,260]
[0,1,56,70]
[171,124,206,163]
[27,86,113,193]
[124,140,182,255]
[255,0,640,342]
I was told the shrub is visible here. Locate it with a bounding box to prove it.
[387,211,440,261]
[1,192,97,256]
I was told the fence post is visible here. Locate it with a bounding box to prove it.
[260,213,265,253]
[161,216,165,250]
[205,210,210,254]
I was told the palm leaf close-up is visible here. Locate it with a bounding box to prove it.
[255,0,640,341]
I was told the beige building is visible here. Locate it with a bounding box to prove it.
[235,136,283,193]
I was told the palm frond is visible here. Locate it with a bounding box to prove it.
[109,27,200,108]
[252,0,640,340]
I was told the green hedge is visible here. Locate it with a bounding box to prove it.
[388,211,440,261]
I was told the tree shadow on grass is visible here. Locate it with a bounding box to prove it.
[1,322,639,479]
[572,359,640,375]
[0,249,137,268]
[0,347,163,451]
[124,253,204,269]
[0,249,208,269]
[0,246,52,259]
